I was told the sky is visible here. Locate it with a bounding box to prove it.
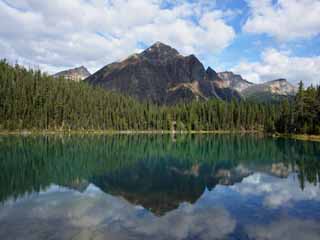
[0,0,320,86]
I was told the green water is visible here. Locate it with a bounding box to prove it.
[0,134,320,239]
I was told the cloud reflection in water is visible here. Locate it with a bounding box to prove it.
[0,184,235,240]
[231,173,320,208]
[1,172,320,240]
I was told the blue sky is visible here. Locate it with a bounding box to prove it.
[0,0,320,85]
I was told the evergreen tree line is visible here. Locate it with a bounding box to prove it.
[1,59,317,133]
[274,82,320,134]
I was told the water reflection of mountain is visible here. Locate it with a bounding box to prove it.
[90,161,309,215]
[91,162,252,215]
[1,134,319,211]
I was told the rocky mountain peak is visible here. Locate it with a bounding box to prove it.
[140,42,181,63]
[150,41,178,52]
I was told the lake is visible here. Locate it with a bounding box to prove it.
[0,134,320,240]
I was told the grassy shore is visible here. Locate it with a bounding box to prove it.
[0,129,260,136]
[273,133,320,142]
[1,130,319,142]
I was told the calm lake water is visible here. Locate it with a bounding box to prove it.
[0,134,320,240]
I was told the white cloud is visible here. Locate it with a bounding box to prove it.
[232,48,320,85]
[244,0,320,41]
[0,0,235,73]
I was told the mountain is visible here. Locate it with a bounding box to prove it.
[86,42,240,104]
[53,66,91,82]
[216,72,297,102]
[217,71,254,93]
[85,42,297,104]
[242,78,297,102]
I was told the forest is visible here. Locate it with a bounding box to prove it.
[0,60,319,134]
[275,81,320,134]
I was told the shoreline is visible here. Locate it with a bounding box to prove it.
[0,129,260,136]
[273,133,320,142]
[0,130,319,142]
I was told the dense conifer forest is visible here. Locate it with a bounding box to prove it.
[0,60,319,134]
[275,81,320,134]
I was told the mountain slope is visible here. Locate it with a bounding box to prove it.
[86,42,240,104]
[53,66,91,82]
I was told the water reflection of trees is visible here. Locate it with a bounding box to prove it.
[0,134,319,204]
[276,139,320,190]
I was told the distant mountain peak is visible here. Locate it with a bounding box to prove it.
[264,78,297,95]
[53,66,91,82]
[242,78,297,102]
[217,71,253,92]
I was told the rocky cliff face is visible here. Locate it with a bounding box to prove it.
[53,66,91,82]
[86,42,240,104]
